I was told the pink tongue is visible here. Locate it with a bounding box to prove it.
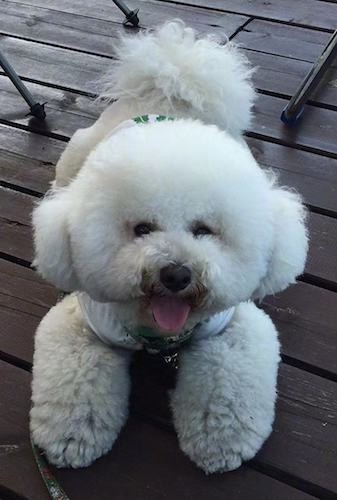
[150,296,191,332]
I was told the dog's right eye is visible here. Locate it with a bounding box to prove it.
[134,223,154,237]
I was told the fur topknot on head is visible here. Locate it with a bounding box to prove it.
[100,21,256,137]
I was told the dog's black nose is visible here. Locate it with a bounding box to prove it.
[160,264,192,292]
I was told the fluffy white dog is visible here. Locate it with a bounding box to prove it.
[31,22,308,473]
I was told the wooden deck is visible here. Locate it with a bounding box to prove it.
[1,1,337,498]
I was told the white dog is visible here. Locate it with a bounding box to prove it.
[30,22,308,473]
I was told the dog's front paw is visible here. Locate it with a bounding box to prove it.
[30,403,123,468]
[175,409,267,473]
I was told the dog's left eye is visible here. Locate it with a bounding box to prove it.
[134,223,155,237]
[192,224,214,237]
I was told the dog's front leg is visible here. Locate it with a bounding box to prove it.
[30,295,131,468]
[171,303,280,473]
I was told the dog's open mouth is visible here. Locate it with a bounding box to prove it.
[150,295,191,333]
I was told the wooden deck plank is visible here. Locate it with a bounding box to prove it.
[247,138,337,215]
[0,148,55,194]
[1,1,337,496]
[2,114,337,217]
[262,282,337,376]
[131,354,337,495]
[0,35,104,94]
[159,0,337,31]
[1,206,337,379]
[0,122,65,165]
[2,186,336,283]
[252,93,337,157]
[0,259,57,362]
[1,261,337,377]
[55,418,317,500]
[0,259,55,317]
[3,36,337,156]
[0,360,316,500]
[307,212,337,284]
[3,20,337,110]
[0,187,34,262]
[0,74,97,138]
[2,88,337,213]
[2,274,337,378]
[258,363,337,494]
[0,361,50,500]
[247,50,337,108]
[235,19,333,63]
[1,0,249,52]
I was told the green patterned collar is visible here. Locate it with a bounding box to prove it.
[126,325,194,353]
[133,114,175,124]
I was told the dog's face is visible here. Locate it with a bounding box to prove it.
[34,120,307,334]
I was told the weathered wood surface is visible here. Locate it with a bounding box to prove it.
[263,281,337,376]
[251,94,337,156]
[0,122,65,166]
[131,355,337,494]
[1,0,249,51]
[2,120,337,217]
[2,255,337,379]
[0,75,97,138]
[1,0,337,498]
[248,51,337,108]
[236,20,334,63]
[0,259,57,362]
[2,186,336,286]
[159,0,337,30]
[247,138,337,214]
[2,22,337,110]
[2,42,337,156]
[1,360,319,500]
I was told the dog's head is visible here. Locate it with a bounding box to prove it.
[33,119,307,334]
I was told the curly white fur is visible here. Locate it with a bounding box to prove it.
[31,295,131,467]
[172,303,280,472]
[100,21,256,137]
[31,22,308,472]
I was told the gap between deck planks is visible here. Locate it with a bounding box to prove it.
[5,0,337,31]
[235,19,337,64]
[1,183,337,284]
[1,82,337,215]
[130,353,337,497]
[159,0,337,31]
[1,118,337,217]
[0,0,249,50]
[2,31,337,155]
[3,5,337,111]
[1,267,337,496]
[1,253,337,377]
[2,17,337,111]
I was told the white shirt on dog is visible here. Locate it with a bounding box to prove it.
[78,292,235,352]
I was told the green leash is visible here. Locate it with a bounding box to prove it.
[31,438,70,500]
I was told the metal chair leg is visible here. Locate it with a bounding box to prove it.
[281,30,337,126]
[0,50,46,120]
[0,2,139,121]
[112,0,140,27]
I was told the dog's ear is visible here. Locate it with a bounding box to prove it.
[33,190,79,291]
[253,189,308,300]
